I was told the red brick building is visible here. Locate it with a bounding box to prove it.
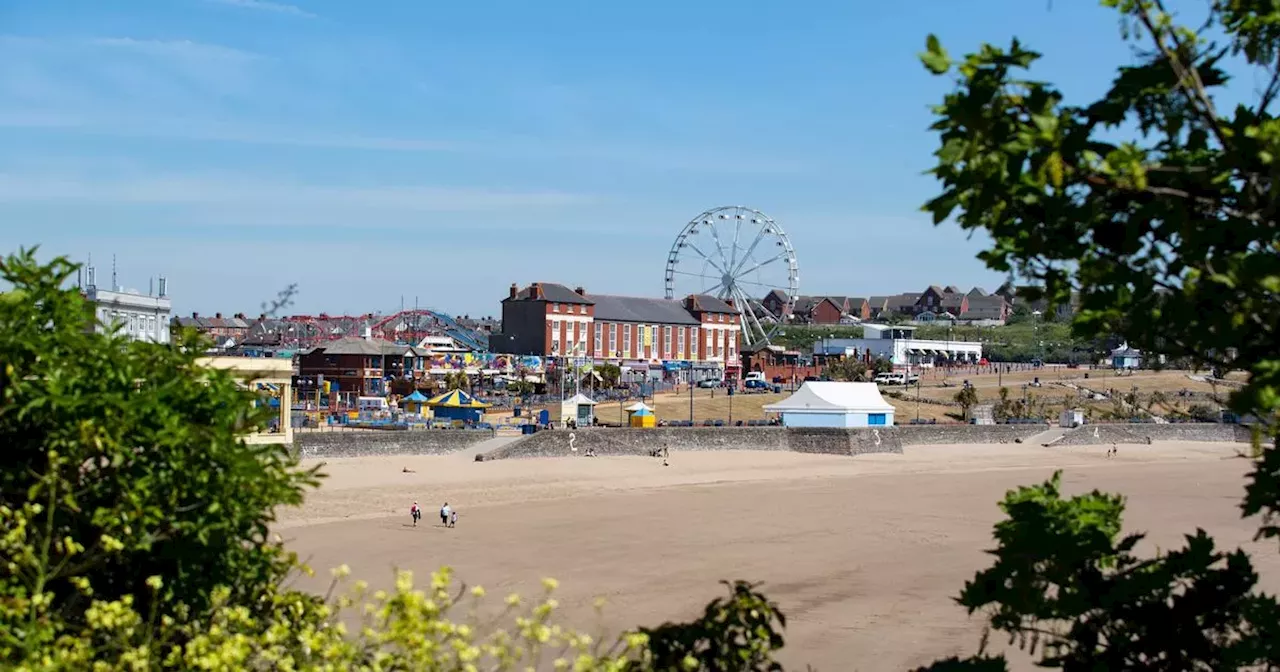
[498,282,741,379]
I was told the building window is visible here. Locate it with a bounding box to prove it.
[677,327,686,359]
[552,303,560,313]
[663,326,672,358]
[578,304,586,314]
[607,323,616,356]
[594,323,602,354]
[622,324,631,357]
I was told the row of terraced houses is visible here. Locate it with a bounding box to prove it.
[762,282,1078,326]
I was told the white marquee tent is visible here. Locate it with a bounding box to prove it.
[763,382,895,428]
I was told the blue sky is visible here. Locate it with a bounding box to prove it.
[0,0,1208,318]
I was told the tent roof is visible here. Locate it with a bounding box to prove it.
[632,407,654,416]
[763,382,894,414]
[623,401,653,412]
[563,393,597,406]
[426,389,491,408]
[402,390,429,402]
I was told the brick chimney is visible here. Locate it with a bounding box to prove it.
[215,312,223,319]
[192,312,199,318]
[725,298,735,309]
[574,286,585,296]
[533,282,544,300]
[509,283,518,300]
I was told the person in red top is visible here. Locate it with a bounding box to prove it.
[410,501,421,527]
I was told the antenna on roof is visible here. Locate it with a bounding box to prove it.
[111,255,118,292]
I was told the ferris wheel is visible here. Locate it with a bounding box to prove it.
[663,206,799,348]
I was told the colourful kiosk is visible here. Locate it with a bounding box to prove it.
[400,390,430,415]
[425,389,491,425]
[624,401,657,428]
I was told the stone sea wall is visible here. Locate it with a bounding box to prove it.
[293,429,493,459]
[1056,423,1253,446]
[893,424,1047,446]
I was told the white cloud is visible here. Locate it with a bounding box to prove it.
[204,0,316,18]
[0,172,590,213]
[87,37,259,62]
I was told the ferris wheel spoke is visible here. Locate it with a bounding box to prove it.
[669,269,721,282]
[732,225,772,276]
[727,277,782,292]
[684,242,728,275]
[705,220,733,272]
[730,213,743,271]
[735,252,787,278]
[735,286,770,345]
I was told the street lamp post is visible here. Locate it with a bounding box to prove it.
[915,377,921,423]
[689,366,695,425]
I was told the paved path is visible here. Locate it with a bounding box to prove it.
[456,435,521,461]
[1028,426,1072,446]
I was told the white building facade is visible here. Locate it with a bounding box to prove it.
[86,281,172,344]
[814,324,982,368]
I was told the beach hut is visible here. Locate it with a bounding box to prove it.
[561,393,597,427]
[425,389,491,424]
[763,381,895,428]
[629,406,656,428]
[401,390,430,415]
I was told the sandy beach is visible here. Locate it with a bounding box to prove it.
[279,442,1278,671]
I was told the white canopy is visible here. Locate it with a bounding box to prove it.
[763,382,894,415]
[563,393,598,406]
[623,401,653,412]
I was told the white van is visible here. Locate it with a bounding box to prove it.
[357,396,389,412]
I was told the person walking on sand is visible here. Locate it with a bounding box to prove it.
[440,502,451,527]
[450,509,458,528]
[410,501,421,527]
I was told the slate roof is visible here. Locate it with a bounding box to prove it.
[966,286,988,297]
[962,295,1008,319]
[589,295,701,325]
[686,294,737,314]
[506,282,593,305]
[884,293,921,309]
[308,337,413,356]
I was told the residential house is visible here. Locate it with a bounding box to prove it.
[499,282,741,381]
[761,289,793,320]
[788,295,872,324]
[960,294,1011,324]
[994,281,1079,319]
[883,293,922,316]
[172,312,252,347]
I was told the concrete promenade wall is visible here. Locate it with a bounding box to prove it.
[293,429,492,459]
[1057,423,1253,446]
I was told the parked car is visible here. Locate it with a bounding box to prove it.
[697,379,721,389]
[744,379,780,393]
[874,373,907,385]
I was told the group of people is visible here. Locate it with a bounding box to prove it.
[410,501,458,528]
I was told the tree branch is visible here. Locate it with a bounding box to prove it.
[1139,1,1231,150]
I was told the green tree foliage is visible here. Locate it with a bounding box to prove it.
[444,370,472,392]
[919,0,1280,667]
[596,362,622,388]
[0,249,320,656]
[0,251,789,669]
[827,358,871,382]
[954,386,980,421]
